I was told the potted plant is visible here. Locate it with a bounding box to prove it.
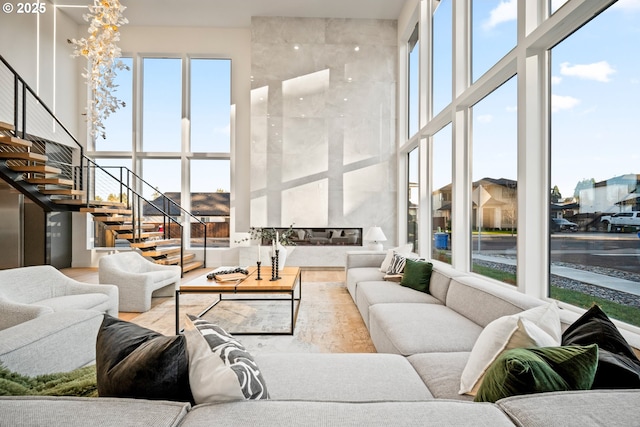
[237,225,296,270]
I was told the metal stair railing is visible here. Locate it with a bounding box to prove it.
[0,54,207,270]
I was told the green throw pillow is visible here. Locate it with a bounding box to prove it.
[400,259,433,293]
[475,345,598,403]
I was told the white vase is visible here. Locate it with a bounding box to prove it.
[270,244,287,271]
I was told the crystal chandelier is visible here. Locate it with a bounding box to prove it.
[69,0,128,141]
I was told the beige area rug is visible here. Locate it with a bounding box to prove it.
[131,281,376,355]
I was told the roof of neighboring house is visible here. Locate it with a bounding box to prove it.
[144,192,230,217]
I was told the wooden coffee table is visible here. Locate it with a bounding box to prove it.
[175,266,301,335]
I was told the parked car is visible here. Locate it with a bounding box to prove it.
[551,218,578,232]
[600,211,640,232]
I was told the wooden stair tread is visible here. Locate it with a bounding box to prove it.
[80,207,132,215]
[0,122,15,132]
[0,135,31,148]
[182,260,204,273]
[155,253,196,266]
[26,177,74,186]
[129,238,180,248]
[108,223,156,231]
[55,199,127,207]
[9,164,61,174]
[117,231,164,240]
[40,188,84,196]
[140,246,181,257]
[92,215,132,224]
[0,152,48,162]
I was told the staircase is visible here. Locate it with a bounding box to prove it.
[0,55,207,274]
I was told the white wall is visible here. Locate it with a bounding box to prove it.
[0,0,80,132]
[250,17,399,252]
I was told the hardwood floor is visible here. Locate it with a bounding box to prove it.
[60,266,376,353]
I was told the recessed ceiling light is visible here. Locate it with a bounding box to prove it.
[294,45,300,50]
[354,46,360,52]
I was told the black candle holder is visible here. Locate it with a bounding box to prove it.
[256,261,262,280]
[270,250,282,281]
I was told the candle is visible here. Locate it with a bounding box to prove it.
[258,243,261,262]
[276,232,279,246]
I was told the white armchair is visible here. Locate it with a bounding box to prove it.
[0,265,119,331]
[98,251,181,312]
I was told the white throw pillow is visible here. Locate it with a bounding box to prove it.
[184,314,269,403]
[459,302,561,396]
[379,243,413,272]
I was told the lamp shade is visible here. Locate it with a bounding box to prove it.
[364,226,387,251]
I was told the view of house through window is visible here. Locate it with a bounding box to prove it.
[431,124,452,263]
[408,148,419,252]
[93,57,232,248]
[471,77,518,285]
[550,4,640,327]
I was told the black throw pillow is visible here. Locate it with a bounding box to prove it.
[95,314,194,403]
[561,305,640,389]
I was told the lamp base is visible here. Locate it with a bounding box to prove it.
[367,242,384,251]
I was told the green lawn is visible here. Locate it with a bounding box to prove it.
[470,263,640,328]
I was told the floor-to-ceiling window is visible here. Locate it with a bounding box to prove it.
[400,0,638,331]
[550,3,640,327]
[92,56,232,248]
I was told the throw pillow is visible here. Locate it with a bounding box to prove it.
[474,344,599,403]
[95,315,193,403]
[386,252,409,274]
[400,259,433,293]
[184,314,269,403]
[562,304,640,389]
[459,302,562,396]
[379,243,413,272]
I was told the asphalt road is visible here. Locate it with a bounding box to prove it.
[471,232,640,274]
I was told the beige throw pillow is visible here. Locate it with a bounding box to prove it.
[459,302,561,396]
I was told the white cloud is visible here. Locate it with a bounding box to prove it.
[551,94,580,112]
[483,0,517,31]
[506,105,517,113]
[218,123,231,136]
[559,61,616,82]
[476,114,493,123]
[551,76,562,85]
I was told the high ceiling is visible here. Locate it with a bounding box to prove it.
[54,0,408,28]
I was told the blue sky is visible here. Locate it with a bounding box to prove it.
[98,57,231,197]
[470,0,640,200]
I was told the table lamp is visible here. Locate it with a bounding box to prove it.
[364,226,387,251]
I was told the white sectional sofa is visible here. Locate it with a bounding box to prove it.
[1,254,639,426]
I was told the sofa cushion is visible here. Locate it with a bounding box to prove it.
[346,267,385,300]
[255,353,433,401]
[475,345,598,403]
[180,400,516,427]
[561,304,640,389]
[369,303,483,355]
[184,315,269,403]
[95,315,193,403]
[408,352,473,401]
[446,276,544,328]
[400,259,433,293]
[459,303,561,396]
[496,390,640,427]
[0,396,190,427]
[356,281,442,329]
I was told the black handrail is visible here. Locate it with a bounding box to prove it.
[0,53,207,271]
